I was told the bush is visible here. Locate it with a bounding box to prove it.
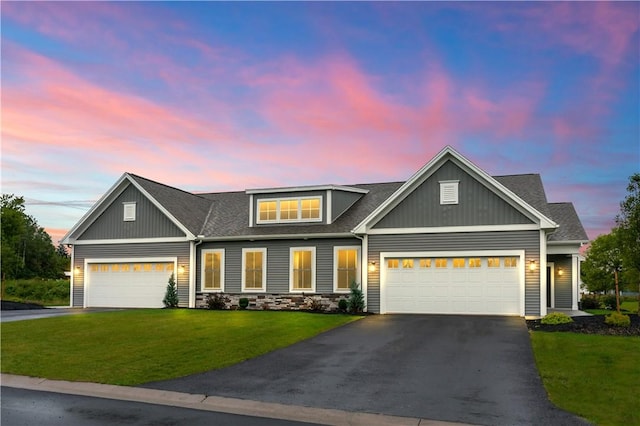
[1,278,70,306]
[338,299,348,312]
[601,295,618,310]
[348,281,365,314]
[205,293,228,310]
[238,297,249,310]
[162,273,179,308]
[580,296,600,310]
[605,312,631,327]
[541,312,574,325]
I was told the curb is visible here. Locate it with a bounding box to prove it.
[1,374,471,426]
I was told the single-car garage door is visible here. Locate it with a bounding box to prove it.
[383,256,522,315]
[87,261,175,308]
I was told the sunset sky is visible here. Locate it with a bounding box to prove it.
[2,2,638,244]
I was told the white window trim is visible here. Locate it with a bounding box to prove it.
[242,248,267,292]
[439,180,459,205]
[123,202,136,221]
[289,247,316,293]
[256,196,323,224]
[201,249,225,293]
[333,246,361,293]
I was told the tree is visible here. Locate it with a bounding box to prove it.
[163,273,179,308]
[581,230,627,312]
[1,194,65,280]
[347,281,365,314]
[615,173,640,314]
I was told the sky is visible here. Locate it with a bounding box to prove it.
[2,1,638,244]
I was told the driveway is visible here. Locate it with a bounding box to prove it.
[143,315,588,426]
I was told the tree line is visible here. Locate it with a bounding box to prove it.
[1,194,70,280]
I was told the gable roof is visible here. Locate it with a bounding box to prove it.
[547,202,589,242]
[351,146,558,234]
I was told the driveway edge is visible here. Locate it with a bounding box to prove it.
[0,374,470,426]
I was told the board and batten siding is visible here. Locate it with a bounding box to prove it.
[196,238,361,294]
[374,160,532,229]
[549,255,572,309]
[72,242,190,307]
[367,230,541,316]
[78,183,185,240]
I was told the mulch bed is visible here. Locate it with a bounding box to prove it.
[527,314,640,336]
[1,300,47,310]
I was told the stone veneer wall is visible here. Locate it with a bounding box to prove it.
[195,293,350,312]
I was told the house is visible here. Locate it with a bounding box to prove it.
[61,146,588,317]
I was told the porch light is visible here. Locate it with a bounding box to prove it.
[74,266,81,275]
[558,268,563,276]
[528,259,537,272]
[178,265,186,274]
[368,261,377,273]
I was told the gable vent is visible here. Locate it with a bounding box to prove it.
[440,181,459,205]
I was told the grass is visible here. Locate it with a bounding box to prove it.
[531,332,640,426]
[1,278,70,306]
[584,300,639,316]
[1,309,360,385]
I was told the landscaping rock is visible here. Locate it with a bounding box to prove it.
[527,314,640,336]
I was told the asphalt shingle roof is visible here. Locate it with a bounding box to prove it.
[493,174,551,218]
[547,202,589,242]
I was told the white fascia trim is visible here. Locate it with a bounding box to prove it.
[326,190,332,224]
[572,255,579,310]
[547,262,555,309]
[249,194,254,227]
[547,244,583,255]
[241,248,267,293]
[198,233,353,241]
[379,249,526,316]
[201,248,225,293]
[333,245,361,293]
[83,256,178,308]
[69,246,75,307]
[246,185,369,195]
[352,146,558,234]
[367,224,541,235]
[361,235,368,312]
[548,240,590,245]
[289,246,317,293]
[70,237,191,245]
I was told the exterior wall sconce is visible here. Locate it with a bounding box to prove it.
[528,259,537,272]
[74,266,81,275]
[558,268,563,276]
[368,261,377,273]
[178,265,186,274]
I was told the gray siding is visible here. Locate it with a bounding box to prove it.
[367,231,541,315]
[331,191,363,222]
[72,242,191,307]
[549,255,572,309]
[196,238,361,294]
[253,191,328,225]
[79,184,185,240]
[375,160,532,228]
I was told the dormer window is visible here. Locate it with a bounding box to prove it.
[123,202,136,221]
[257,197,321,224]
[439,181,459,205]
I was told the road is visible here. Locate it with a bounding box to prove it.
[1,387,320,426]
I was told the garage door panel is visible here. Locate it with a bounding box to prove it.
[384,256,521,315]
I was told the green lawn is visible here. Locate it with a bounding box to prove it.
[531,332,640,426]
[585,300,639,316]
[1,309,360,385]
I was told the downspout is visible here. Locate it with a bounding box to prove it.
[189,238,204,308]
[351,232,368,312]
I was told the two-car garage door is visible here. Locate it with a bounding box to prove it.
[382,255,522,315]
[86,261,175,308]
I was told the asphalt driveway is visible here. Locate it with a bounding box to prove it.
[143,315,588,426]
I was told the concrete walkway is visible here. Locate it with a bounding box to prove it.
[0,374,468,426]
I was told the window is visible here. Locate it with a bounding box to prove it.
[90,264,99,272]
[402,259,414,269]
[440,181,459,205]
[133,264,142,272]
[166,263,174,272]
[387,259,400,269]
[256,197,322,223]
[202,249,224,291]
[335,247,359,292]
[290,247,315,292]
[143,263,152,272]
[469,258,481,268]
[435,258,447,268]
[155,263,165,272]
[123,202,136,221]
[242,248,266,291]
[487,258,500,268]
[419,259,432,268]
[453,258,465,268]
[121,264,130,272]
[111,264,120,272]
[101,264,109,272]
[504,257,518,268]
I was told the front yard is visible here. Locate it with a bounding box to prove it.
[1,309,359,385]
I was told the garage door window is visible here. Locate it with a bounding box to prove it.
[388,259,399,269]
[402,259,414,269]
[453,258,465,268]
[435,259,447,268]
[505,257,518,267]
[469,258,481,268]
[419,259,431,268]
[488,258,500,268]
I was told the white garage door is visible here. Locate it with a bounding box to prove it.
[87,262,174,308]
[383,256,521,315]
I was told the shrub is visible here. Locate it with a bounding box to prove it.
[540,312,573,325]
[238,297,249,310]
[605,312,631,327]
[601,295,618,310]
[338,299,348,312]
[348,281,365,314]
[162,273,179,308]
[205,293,228,310]
[580,296,600,310]
[308,298,324,313]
